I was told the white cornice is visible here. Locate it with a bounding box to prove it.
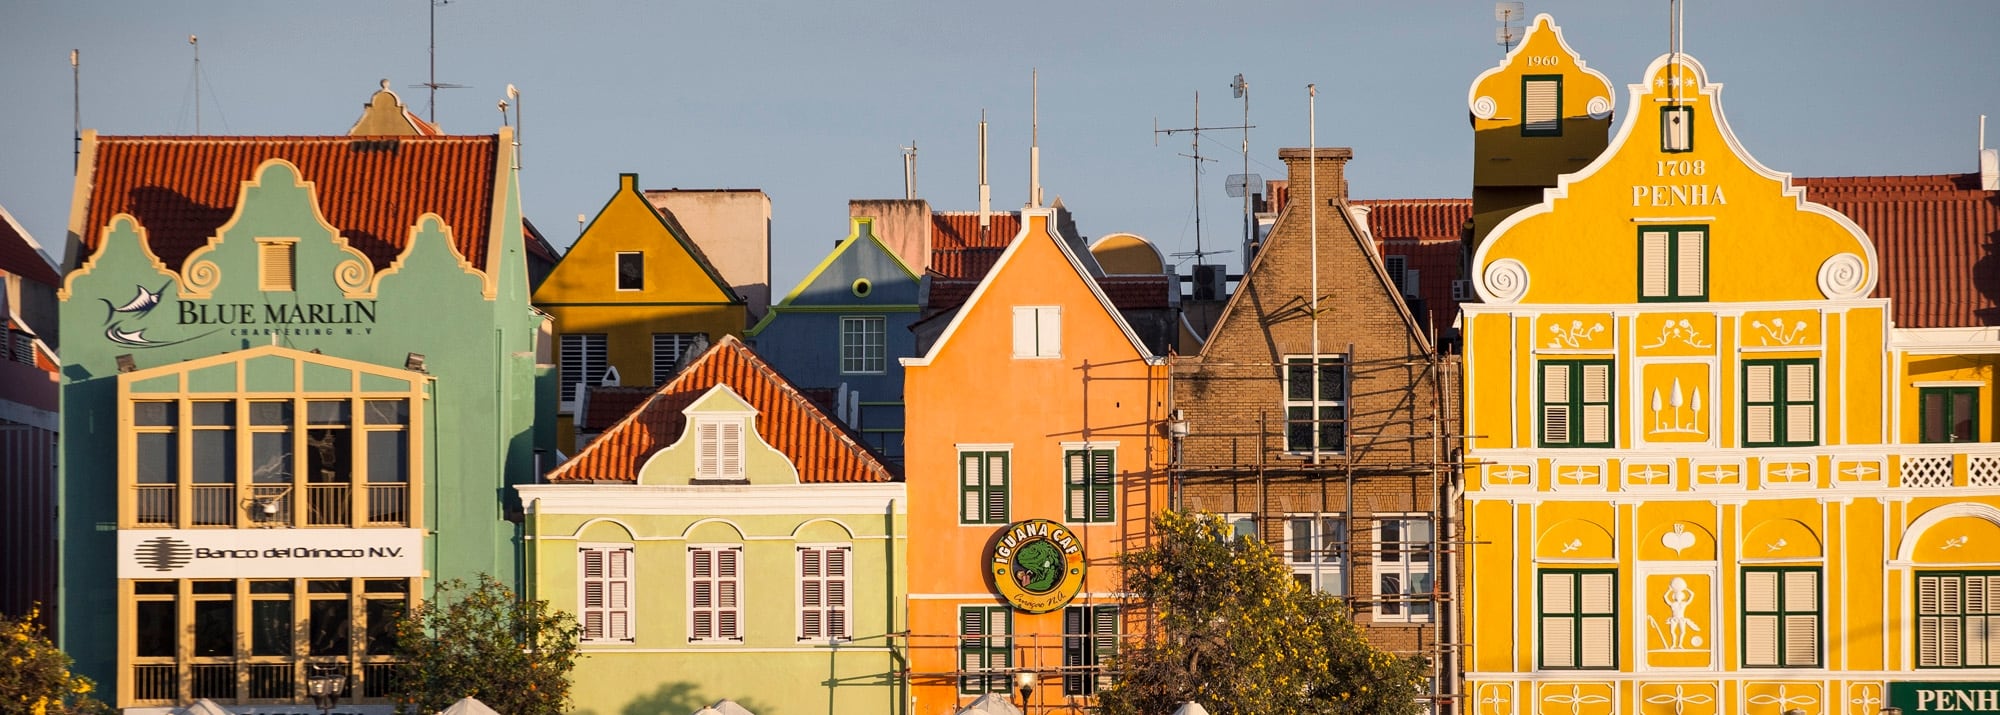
[1891,326,2000,354]
[516,482,905,516]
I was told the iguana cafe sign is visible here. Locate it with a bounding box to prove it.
[989,519,1087,614]
[1890,682,2000,712]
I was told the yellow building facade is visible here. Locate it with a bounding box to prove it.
[1462,53,2000,715]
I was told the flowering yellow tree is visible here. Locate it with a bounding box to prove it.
[0,608,109,715]
[1097,511,1428,715]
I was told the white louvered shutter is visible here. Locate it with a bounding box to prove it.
[1785,363,1816,444]
[963,452,983,522]
[582,549,606,641]
[1094,607,1120,691]
[1745,571,1778,666]
[988,608,1012,683]
[1581,364,1610,444]
[1641,231,1670,298]
[986,453,1009,523]
[1746,364,1775,444]
[1037,307,1061,357]
[717,548,741,640]
[606,548,632,640]
[960,608,986,690]
[1676,231,1705,297]
[1784,571,1818,665]
[1013,307,1037,357]
[800,548,824,640]
[1580,573,1615,667]
[826,548,849,639]
[1919,575,1942,667]
[1524,79,1559,133]
[1090,451,1114,522]
[261,242,295,291]
[1067,452,1088,521]
[697,422,720,479]
[720,422,743,478]
[1542,572,1575,668]
[1542,363,1571,444]
[691,548,714,641]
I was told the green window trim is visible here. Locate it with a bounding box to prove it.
[1065,449,1115,524]
[1742,567,1821,668]
[1538,360,1615,448]
[1539,568,1618,670]
[1917,571,2000,668]
[959,450,1010,525]
[1637,225,1708,303]
[1743,359,1818,447]
[1920,387,1980,444]
[1522,74,1563,137]
[958,605,1013,694]
[1661,105,1695,153]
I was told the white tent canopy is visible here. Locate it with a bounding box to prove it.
[953,693,1023,715]
[693,701,756,715]
[438,696,502,715]
[177,699,231,715]
[1173,702,1212,715]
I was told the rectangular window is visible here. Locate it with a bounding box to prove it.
[580,545,635,643]
[259,240,295,291]
[1921,387,1980,443]
[1540,361,1614,448]
[1918,571,2000,668]
[1064,448,1115,524]
[134,585,178,659]
[689,546,743,642]
[1744,359,1817,447]
[959,450,1010,525]
[1662,105,1694,152]
[616,251,645,291]
[1011,306,1061,358]
[652,333,702,385]
[695,420,745,481]
[1744,567,1820,667]
[192,588,234,658]
[1522,75,1562,136]
[1284,355,1347,453]
[1285,513,1347,595]
[1376,517,1434,622]
[840,317,888,374]
[249,582,293,657]
[1540,569,1618,669]
[1639,226,1707,301]
[559,333,609,404]
[1063,605,1120,696]
[798,545,851,641]
[958,605,1013,695]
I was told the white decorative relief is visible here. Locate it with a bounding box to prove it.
[1748,318,1811,346]
[1661,524,1696,555]
[1817,252,1868,299]
[1586,96,1611,120]
[1472,95,1499,119]
[1547,319,1607,349]
[1484,258,1529,304]
[1643,319,1711,349]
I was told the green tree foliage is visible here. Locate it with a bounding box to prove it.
[393,575,581,715]
[1097,511,1429,715]
[0,608,110,715]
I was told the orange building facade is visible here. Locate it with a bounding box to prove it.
[901,208,1168,714]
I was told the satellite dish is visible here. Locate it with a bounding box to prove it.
[1225,173,1264,199]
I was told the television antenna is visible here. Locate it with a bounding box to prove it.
[902,140,918,200]
[1496,2,1526,54]
[1155,91,1250,267]
[412,0,469,124]
[1226,73,1261,262]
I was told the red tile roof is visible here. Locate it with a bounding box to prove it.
[579,385,658,432]
[929,212,1021,279]
[547,335,895,484]
[82,135,499,273]
[0,205,60,286]
[1355,199,1470,330]
[1797,174,2000,328]
[1097,274,1175,309]
[522,218,562,266]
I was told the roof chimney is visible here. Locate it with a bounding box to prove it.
[1277,147,1353,206]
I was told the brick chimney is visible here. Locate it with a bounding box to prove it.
[1277,147,1352,210]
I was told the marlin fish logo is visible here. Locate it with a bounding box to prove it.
[101,282,168,325]
[100,282,212,349]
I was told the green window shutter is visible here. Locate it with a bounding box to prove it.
[1065,451,1087,522]
[959,606,985,693]
[1090,450,1115,523]
[986,453,1009,524]
[1541,571,1575,669]
[1541,363,1572,445]
[1745,360,1817,447]
[960,452,983,524]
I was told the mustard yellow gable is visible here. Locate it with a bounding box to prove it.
[533,173,739,306]
[1473,54,1879,307]
[1468,13,1616,189]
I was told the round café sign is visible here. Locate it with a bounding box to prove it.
[990,519,1087,613]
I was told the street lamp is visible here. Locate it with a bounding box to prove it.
[1014,670,1036,710]
[306,662,348,715]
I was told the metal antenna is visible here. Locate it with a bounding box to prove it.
[1156,91,1249,266]
[508,84,521,168]
[1226,73,1261,263]
[413,0,468,124]
[1496,2,1525,55]
[189,36,200,133]
[71,49,80,172]
[902,140,918,200]
[1029,69,1041,208]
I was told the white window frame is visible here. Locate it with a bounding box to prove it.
[839,316,888,374]
[694,418,746,481]
[1011,306,1061,359]
[1221,512,1259,542]
[1284,513,1347,596]
[687,544,744,643]
[578,543,635,643]
[1374,515,1435,623]
[559,333,609,409]
[797,544,852,642]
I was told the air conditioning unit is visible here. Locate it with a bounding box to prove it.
[1192,264,1228,301]
[1452,279,1474,302]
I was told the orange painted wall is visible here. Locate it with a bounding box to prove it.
[902,212,1167,714]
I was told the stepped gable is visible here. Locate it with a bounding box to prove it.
[546,335,895,483]
[81,135,499,273]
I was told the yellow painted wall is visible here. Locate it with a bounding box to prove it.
[1468,14,1615,244]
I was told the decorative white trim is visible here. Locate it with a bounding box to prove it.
[1911,380,1986,388]
[1483,258,1530,304]
[1816,253,1868,299]
[1631,216,1716,223]
[1463,13,1614,120]
[1892,326,2000,354]
[516,483,906,516]
[1892,502,2000,563]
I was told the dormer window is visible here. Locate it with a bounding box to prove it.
[259,239,296,291]
[1522,75,1562,137]
[695,418,745,482]
[1662,106,1694,152]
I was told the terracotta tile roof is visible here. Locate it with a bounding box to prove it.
[82,135,499,273]
[1096,274,1174,309]
[0,204,60,286]
[1355,199,1471,331]
[547,335,895,484]
[1796,174,2000,328]
[929,212,1021,278]
[579,385,658,432]
[522,217,561,265]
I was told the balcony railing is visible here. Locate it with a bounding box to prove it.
[1895,444,2000,489]
[367,483,410,526]
[128,661,400,707]
[126,482,410,528]
[131,663,177,702]
[134,486,176,526]
[306,484,351,526]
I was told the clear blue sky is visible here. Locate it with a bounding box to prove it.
[4,1,1996,288]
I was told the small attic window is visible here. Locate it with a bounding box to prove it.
[617,252,645,291]
[1522,75,1562,137]
[1662,106,1694,153]
[259,239,297,291]
[852,278,872,298]
[694,418,745,482]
